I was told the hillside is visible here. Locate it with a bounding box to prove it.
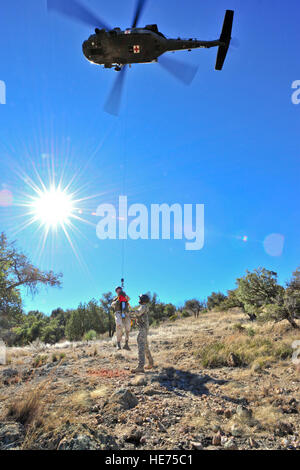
[0,309,299,450]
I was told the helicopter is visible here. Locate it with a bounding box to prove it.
[47,0,234,114]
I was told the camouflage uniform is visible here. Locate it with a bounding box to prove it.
[134,304,153,368]
[111,296,131,343]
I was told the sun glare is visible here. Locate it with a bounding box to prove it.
[31,186,74,229]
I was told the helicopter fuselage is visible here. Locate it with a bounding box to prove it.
[82,25,222,69]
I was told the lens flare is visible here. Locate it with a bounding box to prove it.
[263,233,285,257]
[0,189,13,207]
[31,186,74,229]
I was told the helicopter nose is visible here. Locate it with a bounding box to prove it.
[82,40,89,56]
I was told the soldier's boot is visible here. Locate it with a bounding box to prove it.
[117,342,121,350]
[131,365,145,374]
[144,362,154,370]
[123,341,131,351]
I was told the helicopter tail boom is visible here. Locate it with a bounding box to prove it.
[215,10,234,71]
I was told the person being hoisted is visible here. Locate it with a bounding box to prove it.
[111,285,131,350]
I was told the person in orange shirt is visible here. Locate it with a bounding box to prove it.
[111,286,131,350]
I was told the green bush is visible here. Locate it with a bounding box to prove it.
[84,330,97,341]
[169,314,178,322]
[246,327,256,337]
[32,355,47,368]
[207,292,227,311]
[181,310,191,318]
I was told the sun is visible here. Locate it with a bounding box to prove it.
[11,155,100,266]
[31,186,75,229]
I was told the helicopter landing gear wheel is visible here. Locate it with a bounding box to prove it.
[115,66,122,71]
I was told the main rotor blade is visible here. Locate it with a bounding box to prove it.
[104,67,127,116]
[131,0,147,28]
[159,55,198,85]
[47,0,111,30]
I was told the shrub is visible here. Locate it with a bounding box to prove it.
[51,353,58,362]
[169,314,179,322]
[84,330,97,341]
[246,327,256,337]
[32,355,47,368]
[181,310,191,318]
[207,292,227,311]
[236,268,283,320]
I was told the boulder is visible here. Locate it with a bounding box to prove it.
[106,388,138,410]
[0,422,25,450]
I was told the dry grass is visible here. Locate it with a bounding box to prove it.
[6,388,44,427]
[70,391,91,410]
[90,385,110,400]
[194,334,293,368]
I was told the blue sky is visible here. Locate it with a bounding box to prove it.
[0,0,299,313]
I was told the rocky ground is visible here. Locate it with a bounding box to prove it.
[0,310,299,450]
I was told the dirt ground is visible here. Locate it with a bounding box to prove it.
[0,310,299,450]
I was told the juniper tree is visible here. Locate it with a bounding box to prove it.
[184,299,206,317]
[207,292,227,311]
[0,232,62,341]
[236,268,283,321]
[263,268,300,328]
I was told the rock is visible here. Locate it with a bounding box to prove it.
[281,438,290,448]
[231,424,242,437]
[236,405,252,419]
[130,375,147,386]
[123,426,143,444]
[135,416,144,425]
[0,422,25,450]
[223,438,238,450]
[212,424,221,432]
[107,388,138,410]
[212,433,222,446]
[90,405,100,413]
[191,441,203,450]
[275,422,294,436]
[57,427,118,450]
[2,369,18,379]
[58,434,98,450]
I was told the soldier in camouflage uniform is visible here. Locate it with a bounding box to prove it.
[111,286,131,350]
[131,294,154,373]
